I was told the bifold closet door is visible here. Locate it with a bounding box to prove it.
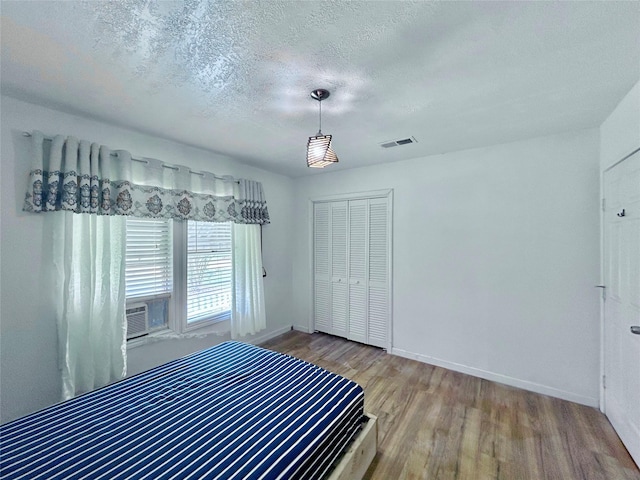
[313,202,331,333]
[347,200,367,344]
[313,194,390,349]
[367,197,389,348]
[330,201,349,338]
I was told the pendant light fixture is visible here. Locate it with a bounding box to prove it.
[307,88,339,168]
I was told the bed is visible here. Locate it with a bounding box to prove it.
[0,341,376,479]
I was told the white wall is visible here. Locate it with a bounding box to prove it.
[0,95,295,423]
[600,80,640,172]
[292,128,602,406]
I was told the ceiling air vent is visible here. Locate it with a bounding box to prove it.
[380,136,418,148]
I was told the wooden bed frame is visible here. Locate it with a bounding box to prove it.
[327,413,378,480]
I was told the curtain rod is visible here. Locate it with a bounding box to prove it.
[22,131,238,183]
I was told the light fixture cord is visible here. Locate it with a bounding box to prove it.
[318,98,322,135]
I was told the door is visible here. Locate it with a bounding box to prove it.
[603,150,640,467]
[367,197,390,348]
[330,201,349,338]
[348,200,368,343]
[312,191,392,349]
[313,203,331,333]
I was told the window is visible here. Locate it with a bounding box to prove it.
[125,218,172,339]
[187,221,232,325]
[124,218,233,341]
[125,218,173,299]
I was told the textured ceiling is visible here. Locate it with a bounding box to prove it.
[1,1,639,178]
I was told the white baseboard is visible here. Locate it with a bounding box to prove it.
[391,347,598,408]
[249,326,293,345]
[293,324,313,334]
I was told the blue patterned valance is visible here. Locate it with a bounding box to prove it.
[23,131,270,224]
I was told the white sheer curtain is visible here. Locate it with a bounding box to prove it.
[27,131,130,400]
[231,224,266,338]
[49,212,127,399]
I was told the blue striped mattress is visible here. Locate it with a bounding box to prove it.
[0,341,365,479]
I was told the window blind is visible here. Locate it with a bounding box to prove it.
[125,218,173,298]
[187,221,232,323]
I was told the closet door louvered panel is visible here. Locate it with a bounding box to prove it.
[368,285,388,347]
[314,278,331,332]
[348,200,367,343]
[313,203,331,333]
[331,202,348,280]
[330,201,349,337]
[331,281,349,337]
[348,284,367,342]
[368,198,389,348]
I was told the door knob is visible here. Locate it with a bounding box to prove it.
[631,326,640,335]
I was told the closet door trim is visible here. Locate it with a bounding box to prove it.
[310,189,393,203]
[309,189,393,351]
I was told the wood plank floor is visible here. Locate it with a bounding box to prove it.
[260,331,640,480]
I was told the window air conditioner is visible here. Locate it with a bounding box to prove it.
[126,303,149,339]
